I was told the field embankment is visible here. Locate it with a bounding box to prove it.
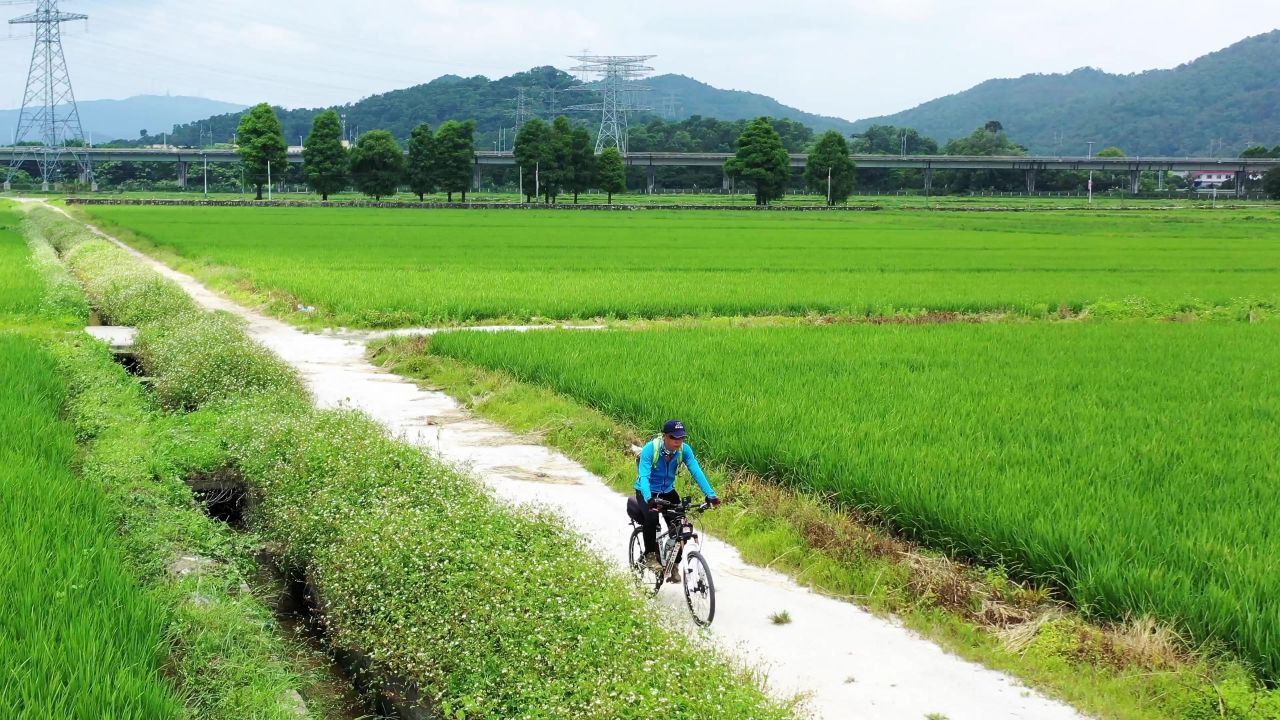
[30,203,793,719]
[75,205,1280,327]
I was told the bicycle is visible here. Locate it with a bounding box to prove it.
[627,496,716,626]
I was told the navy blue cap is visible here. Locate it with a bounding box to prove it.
[662,419,687,438]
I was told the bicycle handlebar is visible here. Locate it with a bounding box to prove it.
[651,498,715,513]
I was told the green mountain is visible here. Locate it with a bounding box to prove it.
[645,74,855,134]
[162,67,855,148]
[0,95,246,144]
[851,30,1280,156]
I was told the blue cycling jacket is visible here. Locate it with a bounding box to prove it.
[634,438,716,501]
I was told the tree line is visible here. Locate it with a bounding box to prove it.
[237,103,479,202]
[92,101,1280,201]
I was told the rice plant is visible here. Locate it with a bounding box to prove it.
[0,334,181,718]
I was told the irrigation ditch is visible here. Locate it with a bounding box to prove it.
[81,316,420,719]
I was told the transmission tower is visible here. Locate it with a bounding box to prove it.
[5,0,93,191]
[565,55,655,154]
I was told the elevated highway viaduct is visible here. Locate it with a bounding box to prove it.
[5,148,1275,196]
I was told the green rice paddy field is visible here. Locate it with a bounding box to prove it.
[81,205,1280,326]
[0,205,180,716]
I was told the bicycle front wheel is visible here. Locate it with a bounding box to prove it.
[683,551,715,626]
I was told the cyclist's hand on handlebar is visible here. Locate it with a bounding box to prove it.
[648,498,665,512]
[707,496,721,509]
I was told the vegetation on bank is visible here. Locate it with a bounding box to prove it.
[32,204,794,719]
[77,204,1280,328]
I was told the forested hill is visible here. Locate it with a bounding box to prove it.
[850,30,1280,156]
[162,67,854,148]
[645,75,855,134]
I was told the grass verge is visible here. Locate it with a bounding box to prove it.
[370,335,1280,720]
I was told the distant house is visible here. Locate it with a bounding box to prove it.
[1188,170,1235,189]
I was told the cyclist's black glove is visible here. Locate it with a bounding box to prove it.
[708,497,721,508]
[648,499,663,512]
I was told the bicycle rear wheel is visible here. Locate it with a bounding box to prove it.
[683,551,715,626]
[628,526,662,590]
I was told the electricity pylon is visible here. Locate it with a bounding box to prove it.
[5,0,93,191]
[565,55,654,154]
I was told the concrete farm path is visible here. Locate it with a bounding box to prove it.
[64,205,1090,720]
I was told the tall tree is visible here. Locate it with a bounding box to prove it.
[434,120,476,202]
[349,130,405,201]
[1264,167,1280,200]
[513,118,553,203]
[236,103,287,200]
[597,147,625,204]
[724,117,790,206]
[566,126,597,204]
[804,131,856,205]
[406,123,436,201]
[545,116,575,204]
[302,110,348,201]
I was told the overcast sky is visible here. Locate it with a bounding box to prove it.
[1,0,1276,120]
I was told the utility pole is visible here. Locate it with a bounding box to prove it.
[1087,141,1095,205]
[534,160,539,202]
[267,161,272,201]
[827,166,832,206]
[5,0,93,192]
[202,153,208,198]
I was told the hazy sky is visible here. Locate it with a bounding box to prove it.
[1,0,1276,120]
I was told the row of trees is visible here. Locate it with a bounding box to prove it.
[235,103,478,201]
[511,117,626,203]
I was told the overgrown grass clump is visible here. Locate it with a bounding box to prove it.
[0,334,182,718]
[79,205,1280,326]
[428,323,1280,681]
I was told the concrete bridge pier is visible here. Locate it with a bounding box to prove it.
[1235,171,1247,197]
[177,161,189,189]
[646,165,656,194]
[1129,170,1141,194]
[1025,169,1037,194]
[923,168,934,195]
[722,171,731,191]
[473,164,482,192]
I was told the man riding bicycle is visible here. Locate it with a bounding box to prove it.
[634,419,720,581]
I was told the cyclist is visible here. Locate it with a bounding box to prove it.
[635,419,720,581]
